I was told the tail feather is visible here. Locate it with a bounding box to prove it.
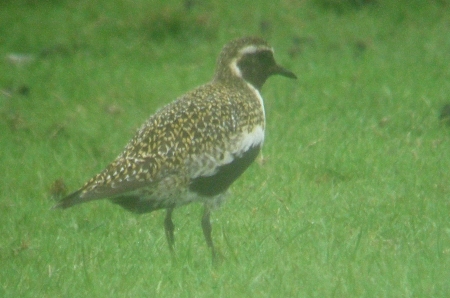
[52,189,85,209]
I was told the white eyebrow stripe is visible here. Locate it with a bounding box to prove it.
[239,45,273,55]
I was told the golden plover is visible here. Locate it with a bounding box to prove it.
[54,36,296,261]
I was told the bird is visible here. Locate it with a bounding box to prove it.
[53,36,297,262]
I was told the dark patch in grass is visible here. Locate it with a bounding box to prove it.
[288,36,316,58]
[49,178,68,201]
[139,6,216,42]
[353,39,370,57]
[183,0,199,11]
[1,84,31,98]
[439,103,450,125]
[17,85,30,96]
[259,20,272,35]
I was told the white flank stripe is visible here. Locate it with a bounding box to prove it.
[236,125,264,156]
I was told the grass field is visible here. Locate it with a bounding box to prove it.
[1,0,450,296]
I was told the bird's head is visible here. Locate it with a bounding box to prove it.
[214,36,297,91]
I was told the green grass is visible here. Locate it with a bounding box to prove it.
[2,0,450,296]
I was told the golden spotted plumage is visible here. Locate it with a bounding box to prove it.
[54,36,296,262]
[79,81,265,206]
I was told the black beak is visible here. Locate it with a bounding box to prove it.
[274,64,297,79]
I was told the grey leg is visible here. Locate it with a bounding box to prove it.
[164,207,175,254]
[202,204,216,263]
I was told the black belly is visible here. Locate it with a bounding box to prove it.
[110,194,168,214]
[111,145,261,213]
[189,145,261,197]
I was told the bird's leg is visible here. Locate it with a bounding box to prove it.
[202,204,216,263]
[164,207,175,255]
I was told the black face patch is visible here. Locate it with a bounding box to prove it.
[237,50,276,90]
[189,145,261,197]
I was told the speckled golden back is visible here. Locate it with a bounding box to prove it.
[80,79,264,198]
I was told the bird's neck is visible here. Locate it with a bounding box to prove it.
[213,72,262,93]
